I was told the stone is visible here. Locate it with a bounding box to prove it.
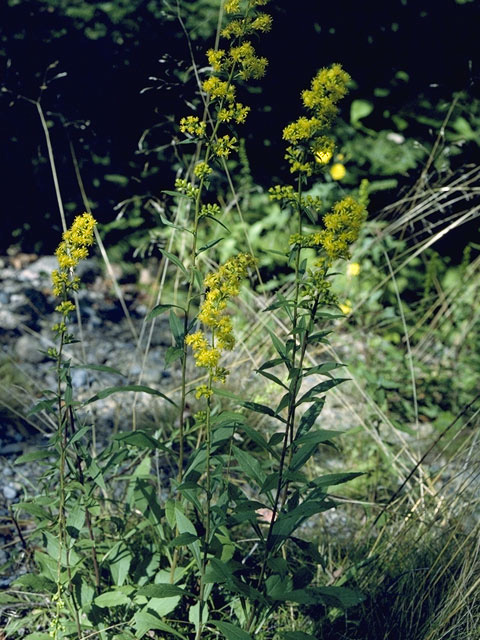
[0,309,27,331]
[14,335,46,363]
[2,484,18,500]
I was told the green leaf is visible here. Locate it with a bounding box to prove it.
[109,541,132,587]
[350,99,374,126]
[156,209,193,234]
[67,425,91,447]
[86,384,175,406]
[233,446,266,488]
[175,507,201,569]
[114,430,167,450]
[268,432,284,447]
[146,303,186,321]
[296,398,325,440]
[257,357,285,372]
[197,237,224,255]
[294,429,343,446]
[289,441,321,472]
[307,331,331,345]
[169,532,199,547]
[297,378,348,405]
[267,327,289,362]
[94,590,131,608]
[66,504,85,536]
[212,389,285,424]
[27,398,56,415]
[169,309,185,347]
[23,634,52,640]
[204,558,234,584]
[137,584,192,598]
[14,449,51,465]
[134,611,187,639]
[239,423,279,459]
[243,401,277,418]
[70,363,125,377]
[14,573,56,593]
[273,391,289,414]
[162,189,189,199]
[304,361,344,376]
[165,346,184,366]
[86,457,107,493]
[15,501,52,522]
[213,620,253,640]
[161,249,188,276]
[270,500,333,546]
[282,633,317,640]
[310,472,364,488]
[257,369,288,389]
[315,585,364,607]
[189,601,208,635]
[203,213,230,232]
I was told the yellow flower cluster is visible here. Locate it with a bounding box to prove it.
[218,102,250,124]
[203,76,236,101]
[186,253,256,381]
[52,213,97,296]
[290,196,365,263]
[200,203,222,218]
[179,116,206,137]
[330,163,346,180]
[213,134,238,158]
[175,178,200,199]
[193,161,212,179]
[313,136,336,165]
[282,63,350,175]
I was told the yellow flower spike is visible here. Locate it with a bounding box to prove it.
[51,213,97,301]
[330,163,346,181]
[185,254,256,378]
[347,262,360,277]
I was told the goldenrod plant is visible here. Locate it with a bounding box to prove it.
[8,3,373,639]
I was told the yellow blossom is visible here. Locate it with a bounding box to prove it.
[315,149,333,164]
[330,163,346,180]
[179,116,206,137]
[339,300,353,315]
[185,254,256,379]
[347,262,360,277]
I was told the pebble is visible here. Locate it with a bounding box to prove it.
[14,335,46,364]
[71,368,89,389]
[3,484,18,500]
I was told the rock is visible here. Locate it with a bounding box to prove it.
[76,259,101,284]
[71,368,88,389]
[0,442,23,456]
[9,288,51,329]
[3,484,18,500]
[23,255,58,279]
[0,309,27,331]
[14,335,46,363]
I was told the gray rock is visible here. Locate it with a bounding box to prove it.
[14,335,46,363]
[71,368,88,389]
[23,256,58,278]
[3,484,18,500]
[0,309,28,330]
[76,259,101,284]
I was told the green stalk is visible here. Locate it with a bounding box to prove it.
[195,367,214,640]
[54,312,82,639]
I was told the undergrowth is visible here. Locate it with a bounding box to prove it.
[1,2,479,640]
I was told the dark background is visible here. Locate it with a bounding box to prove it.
[1,0,479,255]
